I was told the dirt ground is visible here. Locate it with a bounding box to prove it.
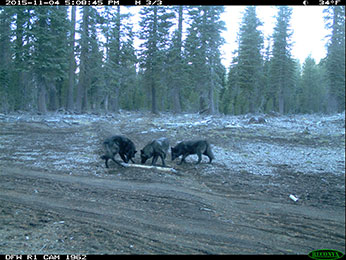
[0,111,345,254]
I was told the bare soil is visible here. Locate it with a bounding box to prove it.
[0,111,344,254]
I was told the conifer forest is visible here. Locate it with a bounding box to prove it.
[0,6,345,115]
[1,5,345,255]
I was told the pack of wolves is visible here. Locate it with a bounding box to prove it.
[101,135,214,168]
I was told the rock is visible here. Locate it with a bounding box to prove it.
[257,117,266,124]
[267,111,280,117]
[248,117,257,124]
[248,117,266,124]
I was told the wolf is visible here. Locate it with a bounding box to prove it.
[101,135,137,168]
[171,140,214,165]
[141,137,170,167]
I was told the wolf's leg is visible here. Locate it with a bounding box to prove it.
[105,158,110,168]
[207,155,213,163]
[119,153,128,163]
[111,157,125,167]
[195,152,202,164]
[151,155,158,166]
[159,153,166,167]
[178,154,187,165]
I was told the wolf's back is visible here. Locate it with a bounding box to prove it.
[103,138,119,158]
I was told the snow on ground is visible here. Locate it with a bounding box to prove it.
[0,111,344,177]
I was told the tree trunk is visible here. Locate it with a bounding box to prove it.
[200,7,209,114]
[82,79,88,112]
[278,88,284,114]
[112,85,120,113]
[151,79,157,114]
[208,66,216,114]
[151,6,158,114]
[37,77,47,114]
[114,6,121,113]
[67,6,76,112]
[48,83,58,111]
[172,6,183,114]
[75,81,83,113]
[199,93,208,114]
[104,93,109,112]
[172,86,181,114]
[75,7,89,113]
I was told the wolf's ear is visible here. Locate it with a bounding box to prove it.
[134,150,137,154]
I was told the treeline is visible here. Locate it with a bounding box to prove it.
[0,6,344,115]
[221,6,345,115]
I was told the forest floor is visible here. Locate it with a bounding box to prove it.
[0,111,345,255]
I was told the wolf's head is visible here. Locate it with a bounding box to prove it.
[140,150,149,164]
[171,147,180,161]
[124,150,137,163]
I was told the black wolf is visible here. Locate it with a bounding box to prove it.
[101,135,137,168]
[171,140,214,165]
[141,137,170,167]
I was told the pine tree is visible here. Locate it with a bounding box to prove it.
[236,6,264,114]
[324,6,345,113]
[11,7,35,111]
[48,6,69,110]
[166,6,184,113]
[316,59,329,113]
[185,6,225,114]
[75,7,89,113]
[296,57,329,114]
[299,56,318,113]
[118,16,138,111]
[269,6,296,114]
[139,6,174,114]
[66,6,77,112]
[206,6,226,114]
[32,7,49,114]
[118,29,138,110]
[75,7,102,113]
[0,7,12,113]
[184,12,205,112]
[90,8,105,112]
[262,38,273,113]
[221,54,240,114]
[101,6,137,112]
[282,58,300,114]
[30,7,69,114]
[101,6,121,112]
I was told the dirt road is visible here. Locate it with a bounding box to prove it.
[0,112,344,254]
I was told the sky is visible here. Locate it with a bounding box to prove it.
[76,6,330,69]
[220,6,329,67]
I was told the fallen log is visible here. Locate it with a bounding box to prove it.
[120,162,178,174]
